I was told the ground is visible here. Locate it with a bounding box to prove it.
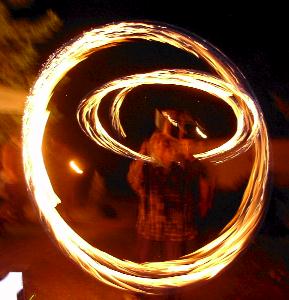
[1,197,289,300]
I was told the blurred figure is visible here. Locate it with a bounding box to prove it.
[0,132,30,227]
[44,137,87,219]
[128,109,214,263]
[44,136,108,221]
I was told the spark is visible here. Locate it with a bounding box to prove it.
[22,21,269,294]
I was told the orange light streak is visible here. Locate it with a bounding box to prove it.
[22,22,269,294]
[69,160,83,174]
[196,126,208,139]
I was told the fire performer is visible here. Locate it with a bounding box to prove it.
[128,109,215,263]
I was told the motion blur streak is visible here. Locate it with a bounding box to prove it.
[23,22,269,294]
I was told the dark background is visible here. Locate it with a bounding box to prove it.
[7,0,289,137]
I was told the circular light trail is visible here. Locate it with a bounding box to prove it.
[22,21,269,294]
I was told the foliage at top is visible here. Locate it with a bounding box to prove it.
[0,2,62,90]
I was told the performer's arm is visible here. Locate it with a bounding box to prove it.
[127,141,147,197]
[199,164,215,218]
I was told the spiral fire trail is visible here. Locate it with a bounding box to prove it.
[23,22,269,294]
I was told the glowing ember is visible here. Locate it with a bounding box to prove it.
[69,160,83,174]
[22,21,269,294]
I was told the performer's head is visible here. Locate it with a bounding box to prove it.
[153,109,208,162]
[155,109,207,139]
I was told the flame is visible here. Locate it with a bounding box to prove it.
[22,21,269,294]
[162,111,179,127]
[196,126,208,139]
[69,160,83,174]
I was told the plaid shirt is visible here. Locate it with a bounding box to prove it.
[128,133,211,241]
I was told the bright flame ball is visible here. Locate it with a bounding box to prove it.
[22,21,269,294]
